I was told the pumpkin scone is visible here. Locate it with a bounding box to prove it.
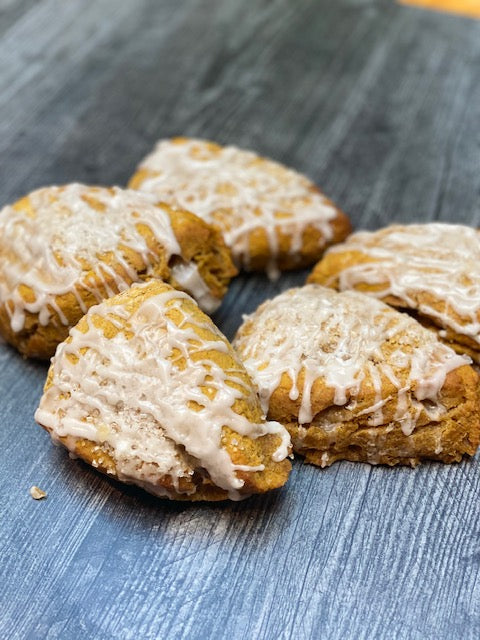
[128,137,351,278]
[35,281,291,501]
[233,285,480,468]
[0,184,236,359]
[308,223,480,362]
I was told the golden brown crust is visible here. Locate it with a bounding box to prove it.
[38,281,291,501]
[244,207,352,273]
[46,430,291,502]
[234,285,480,469]
[308,235,480,363]
[268,363,480,468]
[165,207,237,301]
[400,309,480,363]
[128,137,352,273]
[0,188,236,360]
[0,244,171,359]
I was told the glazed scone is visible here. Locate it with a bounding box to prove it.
[0,184,237,359]
[128,137,351,278]
[233,285,480,467]
[35,281,291,501]
[308,223,480,362]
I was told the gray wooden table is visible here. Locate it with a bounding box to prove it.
[1,1,480,638]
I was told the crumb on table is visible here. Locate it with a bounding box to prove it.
[29,486,47,500]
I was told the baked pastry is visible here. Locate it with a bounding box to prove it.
[233,284,480,467]
[35,281,291,501]
[0,184,236,359]
[308,223,480,362]
[128,137,351,278]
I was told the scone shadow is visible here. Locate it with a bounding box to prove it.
[61,453,293,526]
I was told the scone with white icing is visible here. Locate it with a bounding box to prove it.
[233,285,480,467]
[0,184,236,359]
[35,281,291,501]
[128,137,351,278]
[308,223,480,362]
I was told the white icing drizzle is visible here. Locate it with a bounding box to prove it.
[170,261,219,314]
[233,285,470,435]
[131,138,338,276]
[0,184,221,334]
[35,283,290,500]
[324,223,480,345]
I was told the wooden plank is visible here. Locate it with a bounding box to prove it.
[0,1,480,639]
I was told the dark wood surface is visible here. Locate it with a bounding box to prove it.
[1,1,480,638]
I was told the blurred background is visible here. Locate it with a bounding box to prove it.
[1,0,479,232]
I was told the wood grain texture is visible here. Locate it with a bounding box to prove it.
[1,1,480,638]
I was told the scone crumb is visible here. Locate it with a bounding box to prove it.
[29,486,47,500]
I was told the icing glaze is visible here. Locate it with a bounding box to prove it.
[0,184,221,335]
[169,261,219,314]
[323,223,480,345]
[233,285,470,437]
[130,138,339,277]
[35,283,290,500]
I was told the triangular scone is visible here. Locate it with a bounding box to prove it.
[233,285,480,467]
[308,223,480,362]
[0,184,236,359]
[128,137,351,278]
[35,281,291,501]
